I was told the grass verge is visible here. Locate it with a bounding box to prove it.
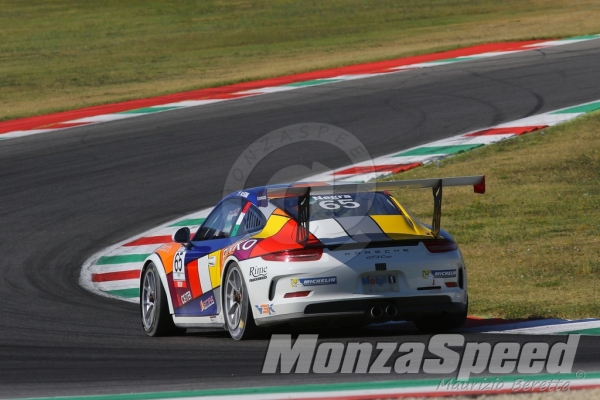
[2,0,600,121]
[388,113,600,319]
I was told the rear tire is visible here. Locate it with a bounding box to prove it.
[223,263,257,340]
[140,262,185,336]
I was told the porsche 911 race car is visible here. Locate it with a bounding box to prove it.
[140,176,485,339]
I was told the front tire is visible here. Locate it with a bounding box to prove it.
[140,262,185,336]
[223,263,257,340]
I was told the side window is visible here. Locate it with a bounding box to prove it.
[236,205,267,236]
[193,198,245,241]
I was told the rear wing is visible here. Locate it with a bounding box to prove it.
[267,175,485,243]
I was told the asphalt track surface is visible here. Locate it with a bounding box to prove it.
[1,40,600,398]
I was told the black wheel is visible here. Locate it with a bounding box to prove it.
[140,262,185,336]
[413,300,468,333]
[223,262,257,340]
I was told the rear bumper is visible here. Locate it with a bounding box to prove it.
[304,294,463,315]
[254,294,466,327]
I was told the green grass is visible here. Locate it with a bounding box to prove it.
[388,113,600,319]
[2,0,600,121]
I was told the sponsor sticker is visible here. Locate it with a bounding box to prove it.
[250,266,268,282]
[159,243,173,253]
[255,304,276,315]
[311,195,352,200]
[223,238,259,259]
[362,276,392,286]
[422,269,457,279]
[291,276,337,287]
[180,291,192,305]
[200,295,215,311]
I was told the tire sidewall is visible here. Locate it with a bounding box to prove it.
[141,262,177,336]
[224,263,253,340]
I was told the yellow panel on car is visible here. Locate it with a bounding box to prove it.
[252,214,289,239]
[370,215,433,239]
[208,250,222,289]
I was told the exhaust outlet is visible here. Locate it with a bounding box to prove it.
[385,305,398,317]
[370,306,383,318]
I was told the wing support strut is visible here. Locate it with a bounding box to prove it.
[295,187,310,247]
[432,179,443,238]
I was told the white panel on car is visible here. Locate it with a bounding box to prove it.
[197,256,213,294]
[309,219,348,239]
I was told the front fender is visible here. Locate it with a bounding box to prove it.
[142,253,175,314]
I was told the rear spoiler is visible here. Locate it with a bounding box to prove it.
[267,175,485,243]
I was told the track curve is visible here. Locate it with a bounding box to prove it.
[1,39,600,398]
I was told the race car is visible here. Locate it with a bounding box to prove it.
[140,176,485,339]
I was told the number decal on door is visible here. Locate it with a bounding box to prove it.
[173,248,186,283]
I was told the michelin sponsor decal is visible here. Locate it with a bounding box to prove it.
[423,269,456,279]
[262,334,581,381]
[291,276,337,287]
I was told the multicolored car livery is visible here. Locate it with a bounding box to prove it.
[140,176,485,339]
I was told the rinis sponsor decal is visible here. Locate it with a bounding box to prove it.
[249,266,268,282]
[423,269,457,279]
[262,334,580,380]
[291,276,337,287]
[255,304,276,315]
[200,295,215,311]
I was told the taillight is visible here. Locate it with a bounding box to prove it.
[284,291,312,298]
[261,247,323,262]
[423,240,458,253]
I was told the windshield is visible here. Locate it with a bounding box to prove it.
[270,192,401,221]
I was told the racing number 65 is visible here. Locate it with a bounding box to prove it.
[319,199,360,210]
[174,252,183,273]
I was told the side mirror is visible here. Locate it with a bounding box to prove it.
[172,227,191,244]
